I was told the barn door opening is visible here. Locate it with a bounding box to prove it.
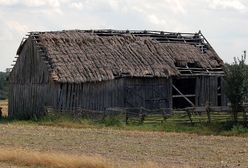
[172,78,196,109]
[124,79,170,110]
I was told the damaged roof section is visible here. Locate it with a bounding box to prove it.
[18,30,224,83]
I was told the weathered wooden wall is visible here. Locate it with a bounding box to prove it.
[53,79,125,113]
[8,37,51,119]
[52,78,172,114]
[124,78,172,109]
[62,76,226,113]
[196,76,227,107]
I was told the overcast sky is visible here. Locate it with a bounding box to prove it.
[0,0,247,71]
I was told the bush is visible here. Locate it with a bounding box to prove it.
[0,72,8,100]
[224,51,248,125]
[103,116,123,127]
[231,125,248,134]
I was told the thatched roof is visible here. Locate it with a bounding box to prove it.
[18,30,224,83]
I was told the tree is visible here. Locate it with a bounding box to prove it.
[224,51,248,125]
[0,71,8,100]
[0,72,6,90]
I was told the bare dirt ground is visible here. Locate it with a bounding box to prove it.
[0,124,247,168]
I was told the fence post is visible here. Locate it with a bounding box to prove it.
[186,108,193,124]
[102,110,106,121]
[206,102,211,123]
[125,109,129,125]
[0,107,2,120]
[243,105,247,127]
[139,107,144,124]
[162,109,168,122]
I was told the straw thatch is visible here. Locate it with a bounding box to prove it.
[20,30,223,83]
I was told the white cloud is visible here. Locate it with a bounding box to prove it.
[6,21,29,34]
[165,0,188,14]
[70,1,83,10]
[147,14,167,26]
[0,0,63,15]
[22,0,63,15]
[22,0,61,8]
[0,0,18,6]
[208,0,248,12]
[108,0,121,10]
[0,28,13,41]
[122,0,190,31]
[0,0,61,7]
[130,0,188,15]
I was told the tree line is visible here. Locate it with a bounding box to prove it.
[0,71,8,100]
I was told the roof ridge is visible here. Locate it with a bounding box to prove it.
[28,29,200,36]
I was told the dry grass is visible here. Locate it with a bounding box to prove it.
[0,100,8,116]
[0,148,161,168]
[0,148,112,168]
[0,125,247,168]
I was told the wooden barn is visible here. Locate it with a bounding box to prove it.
[8,30,227,119]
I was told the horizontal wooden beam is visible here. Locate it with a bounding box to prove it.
[173,94,196,98]
[172,84,195,107]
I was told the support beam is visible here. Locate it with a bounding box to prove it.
[172,84,195,107]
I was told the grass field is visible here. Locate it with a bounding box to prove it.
[0,124,248,168]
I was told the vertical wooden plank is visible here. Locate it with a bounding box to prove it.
[168,78,173,110]
[195,77,200,106]
[221,77,228,106]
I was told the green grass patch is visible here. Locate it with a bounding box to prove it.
[101,116,124,127]
[1,111,248,137]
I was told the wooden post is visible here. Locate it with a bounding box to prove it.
[186,108,193,124]
[188,110,193,124]
[125,110,129,125]
[243,109,247,127]
[243,105,247,128]
[206,101,211,123]
[139,107,144,124]
[102,110,106,121]
[0,107,2,120]
[162,109,167,122]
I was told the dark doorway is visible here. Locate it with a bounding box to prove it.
[172,78,196,109]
